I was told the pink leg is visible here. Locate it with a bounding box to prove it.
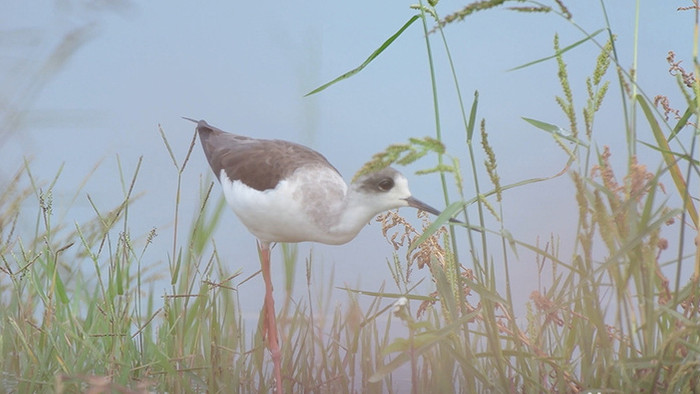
[258,241,283,393]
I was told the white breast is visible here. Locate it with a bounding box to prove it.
[219,166,353,244]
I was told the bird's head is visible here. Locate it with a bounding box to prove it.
[350,167,450,219]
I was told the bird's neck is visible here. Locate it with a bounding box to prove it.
[325,189,381,244]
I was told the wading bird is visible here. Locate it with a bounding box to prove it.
[186,118,457,392]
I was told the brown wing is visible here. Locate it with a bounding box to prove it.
[193,119,341,191]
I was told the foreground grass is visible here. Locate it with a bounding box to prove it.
[0,161,421,393]
[2,1,700,392]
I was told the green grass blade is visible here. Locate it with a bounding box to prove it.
[508,28,604,71]
[466,91,479,142]
[304,15,420,96]
[337,287,436,302]
[637,94,698,226]
[638,140,699,165]
[522,117,590,147]
[409,200,465,253]
[669,103,696,141]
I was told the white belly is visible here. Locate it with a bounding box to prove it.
[219,167,354,245]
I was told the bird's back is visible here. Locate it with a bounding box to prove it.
[193,119,341,191]
[186,119,450,245]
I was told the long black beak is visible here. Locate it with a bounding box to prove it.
[404,196,463,224]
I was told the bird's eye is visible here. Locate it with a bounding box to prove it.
[377,178,394,192]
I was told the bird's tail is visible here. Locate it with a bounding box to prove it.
[182,117,224,135]
[182,116,211,130]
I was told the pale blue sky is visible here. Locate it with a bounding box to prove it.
[1,1,692,319]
